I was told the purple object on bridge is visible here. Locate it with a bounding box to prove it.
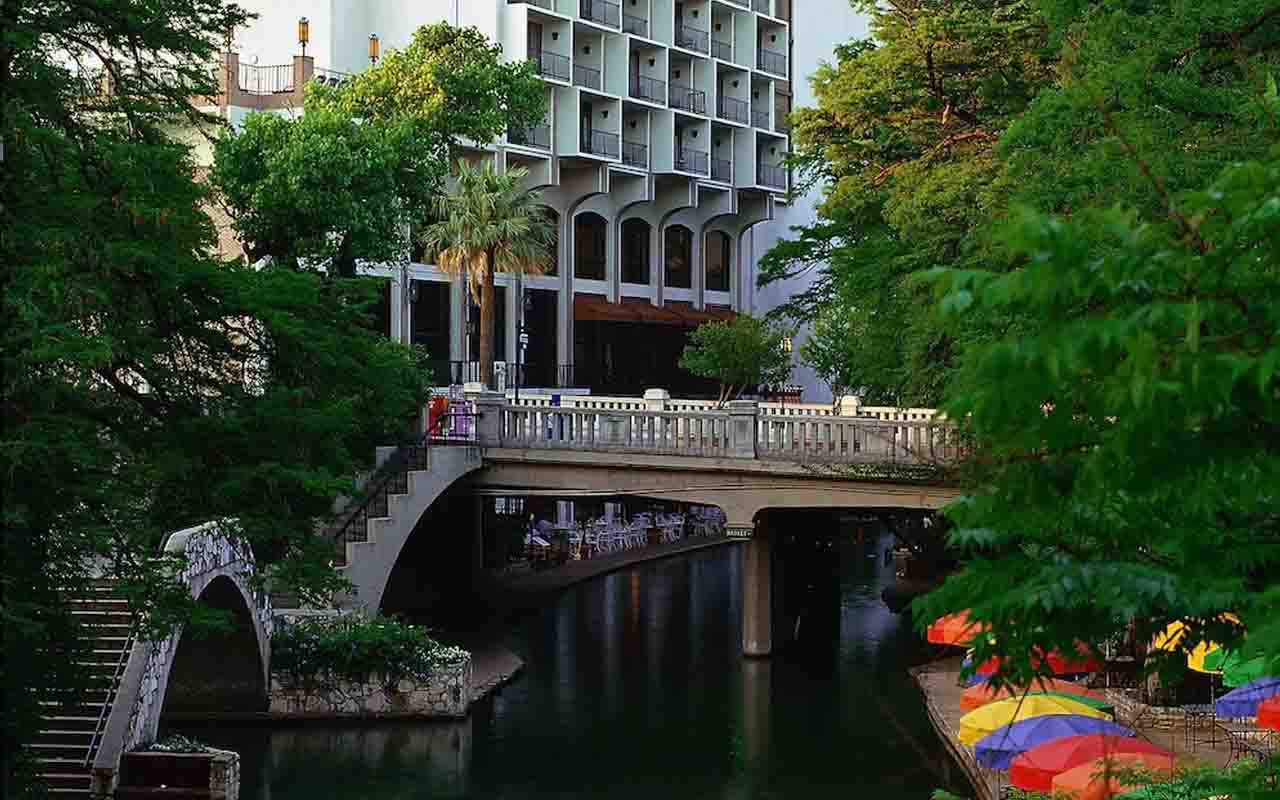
[974,715,1135,770]
[1214,676,1280,719]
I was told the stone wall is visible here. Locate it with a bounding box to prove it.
[269,657,473,719]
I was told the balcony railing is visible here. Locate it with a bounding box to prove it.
[758,162,786,188]
[669,83,707,114]
[622,140,648,167]
[509,123,552,149]
[717,95,748,124]
[711,157,732,182]
[531,49,571,81]
[630,74,666,103]
[751,108,769,128]
[757,47,786,75]
[514,0,554,7]
[675,146,710,175]
[583,128,620,158]
[238,63,293,95]
[580,0,620,27]
[573,62,602,90]
[622,13,648,36]
[752,0,771,13]
[711,38,732,61]
[311,67,351,88]
[675,24,710,54]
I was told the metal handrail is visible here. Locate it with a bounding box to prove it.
[758,162,786,188]
[669,82,706,114]
[622,12,648,36]
[84,625,135,768]
[583,128,620,158]
[311,67,351,87]
[622,139,648,167]
[573,62,602,90]
[757,47,786,75]
[675,23,710,54]
[580,0,621,26]
[509,123,552,149]
[711,38,732,60]
[751,108,769,128]
[329,440,430,563]
[530,49,571,81]
[630,74,666,102]
[675,146,710,175]
[711,157,732,182]
[238,63,293,95]
[717,95,749,123]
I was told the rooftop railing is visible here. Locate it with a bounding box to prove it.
[238,63,293,95]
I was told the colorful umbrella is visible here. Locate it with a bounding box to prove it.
[1201,648,1276,688]
[959,695,1114,746]
[963,647,1103,678]
[1050,753,1177,800]
[1009,734,1172,792]
[1151,617,1238,674]
[973,716,1135,770]
[1214,676,1280,718]
[961,678,1106,711]
[927,610,987,646]
[1258,695,1280,730]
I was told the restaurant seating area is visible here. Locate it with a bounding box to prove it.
[521,504,725,568]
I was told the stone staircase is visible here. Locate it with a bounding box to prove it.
[34,581,135,796]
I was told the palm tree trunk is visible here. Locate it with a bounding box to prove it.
[479,253,496,388]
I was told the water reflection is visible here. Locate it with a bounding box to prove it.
[171,529,970,799]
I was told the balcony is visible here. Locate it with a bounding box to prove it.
[622,140,648,167]
[583,128,620,158]
[775,115,791,134]
[758,162,786,188]
[580,0,620,27]
[752,0,771,13]
[711,157,732,182]
[574,62,602,90]
[531,50,571,82]
[622,12,648,36]
[675,24,710,54]
[509,123,552,150]
[238,63,293,95]
[630,74,666,103]
[717,95,748,124]
[751,108,769,128]
[669,83,707,114]
[711,37,732,61]
[757,48,786,75]
[675,146,710,175]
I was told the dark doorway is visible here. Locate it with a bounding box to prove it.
[575,213,607,280]
[621,218,651,284]
[705,231,731,291]
[521,288,559,388]
[664,225,693,288]
[411,280,451,384]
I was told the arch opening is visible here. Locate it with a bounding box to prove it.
[664,225,693,289]
[574,212,607,281]
[705,230,731,292]
[162,575,266,713]
[620,218,651,285]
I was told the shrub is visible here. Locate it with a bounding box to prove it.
[272,615,467,682]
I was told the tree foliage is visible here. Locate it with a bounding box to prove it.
[768,0,1280,406]
[3,2,428,792]
[679,317,793,406]
[418,160,555,388]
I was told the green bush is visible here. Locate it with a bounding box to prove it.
[272,615,467,682]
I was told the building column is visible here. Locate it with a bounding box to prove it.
[558,213,574,382]
[449,279,466,364]
[651,223,664,307]
[742,532,772,657]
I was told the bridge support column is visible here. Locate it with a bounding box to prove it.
[742,532,772,657]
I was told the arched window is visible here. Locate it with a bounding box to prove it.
[543,207,560,276]
[574,212,607,280]
[705,230,731,292]
[664,225,692,289]
[620,218,651,285]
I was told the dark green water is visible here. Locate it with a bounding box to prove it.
[173,531,971,799]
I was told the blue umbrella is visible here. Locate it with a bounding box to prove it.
[974,715,1135,770]
[1213,676,1280,718]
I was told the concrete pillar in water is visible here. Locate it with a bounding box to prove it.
[742,533,772,657]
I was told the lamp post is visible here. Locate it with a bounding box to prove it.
[368,33,380,65]
[298,17,309,58]
[780,335,793,412]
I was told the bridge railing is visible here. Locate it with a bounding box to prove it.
[497,404,756,458]
[757,415,958,464]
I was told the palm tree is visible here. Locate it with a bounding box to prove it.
[420,160,555,388]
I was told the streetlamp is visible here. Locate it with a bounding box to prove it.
[368,33,380,64]
[779,335,793,412]
[515,290,532,404]
[297,17,309,58]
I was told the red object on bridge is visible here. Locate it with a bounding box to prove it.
[1258,696,1280,730]
[1009,735,1172,792]
[428,395,449,434]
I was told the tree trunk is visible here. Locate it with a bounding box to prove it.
[479,253,496,388]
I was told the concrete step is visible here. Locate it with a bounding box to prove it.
[38,770,92,791]
[31,743,90,760]
[40,715,100,731]
[69,608,134,625]
[34,730,96,747]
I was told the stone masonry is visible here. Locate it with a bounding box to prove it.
[269,657,473,719]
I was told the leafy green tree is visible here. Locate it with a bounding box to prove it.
[213,22,546,278]
[3,2,427,793]
[419,160,555,388]
[917,155,1280,794]
[679,317,793,406]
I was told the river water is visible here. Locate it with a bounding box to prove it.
[174,530,971,799]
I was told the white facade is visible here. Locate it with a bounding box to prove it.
[224,0,864,397]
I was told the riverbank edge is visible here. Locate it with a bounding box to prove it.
[909,660,998,800]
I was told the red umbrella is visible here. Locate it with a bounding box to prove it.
[961,678,1106,711]
[1259,695,1280,730]
[927,611,987,647]
[971,643,1104,676]
[1051,752,1177,800]
[1010,735,1174,793]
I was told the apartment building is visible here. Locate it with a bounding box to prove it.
[218,1,846,397]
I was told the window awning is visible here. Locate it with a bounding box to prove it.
[573,295,739,327]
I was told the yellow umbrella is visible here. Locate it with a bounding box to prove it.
[958,695,1113,745]
[1152,616,1238,674]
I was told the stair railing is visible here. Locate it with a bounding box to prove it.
[85,625,136,768]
